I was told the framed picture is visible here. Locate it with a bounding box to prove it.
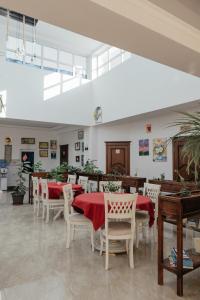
[81,154,84,167]
[39,142,49,149]
[50,140,57,150]
[5,137,12,145]
[139,139,149,156]
[51,151,56,159]
[78,130,84,140]
[153,138,167,162]
[145,124,152,133]
[82,142,84,152]
[4,145,12,163]
[75,142,80,151]
[39,150,48,158]
[21,151,34,172]
[21,137,35,144]
[76,155,80,162]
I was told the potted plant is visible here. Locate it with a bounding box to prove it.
[82,159,103,174]
[170,111,200,183]
[12,164,27,205]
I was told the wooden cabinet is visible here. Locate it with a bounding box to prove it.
[158,192,200,296]
[149,179,198,193]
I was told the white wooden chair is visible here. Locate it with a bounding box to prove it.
[41,179,64,223]
[67,174,76,184]
[87,180,98,193]
[136,183,160,247]
[32,176,41,216]
[100,193,137,270]
[99,181,122,192]
[78,176,88,192]
[63,184,94,251]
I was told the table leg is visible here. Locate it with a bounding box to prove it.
[158,214,164,285]
[177,218,183,297]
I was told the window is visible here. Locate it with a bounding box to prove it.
[92,46,132,79]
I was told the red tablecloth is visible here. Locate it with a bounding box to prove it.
[47,182,83,199]
[73,192,154,230]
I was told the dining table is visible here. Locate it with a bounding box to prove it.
[47,182,83,199]
[73,192,154,231]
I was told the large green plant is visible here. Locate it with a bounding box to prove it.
[170,111,200,182]
[82,159,103,174]
[13,164,26,195]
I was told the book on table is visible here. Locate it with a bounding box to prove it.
[169,248,193,269]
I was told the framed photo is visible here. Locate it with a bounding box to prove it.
[39,142,49,149]
[81,154,84,167]
[76,155,80,162]
[75,142,80,151]
[5,137,12,145]
[78,130,84,140]
[51,151,57,159]
[50,140,57,150]
[153,138,167,162]
[21,137,35,144]
[82,142,84,152]
[139,139,149,156]
[21,151,34,172]
[39,150,48,158]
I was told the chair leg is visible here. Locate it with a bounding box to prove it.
[100,234,103,256]
[136,224,140,248]
[33,199,36,213]
[42,204,45,219]
[129,238,134,269]
[71,225,75,241]
[66,222,71,249]
[91,226,94,252]
[153,223,157,243]
[46,205,50,223]
[105,239,109,270]
[36,201,40,217]
[126,240,129,254]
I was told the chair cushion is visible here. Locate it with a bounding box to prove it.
[103,221,132,236]
[70,213,91,223]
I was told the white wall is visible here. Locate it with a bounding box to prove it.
[0,60,93,126]
[92,55,200,123]
[0,125,59,186]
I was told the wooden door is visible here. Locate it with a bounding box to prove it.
[60,145,68,165]
[106,141,130,175]
[173,138,194,181]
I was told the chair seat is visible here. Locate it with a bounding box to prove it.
[102,221,132,236]
[70,213,91,223]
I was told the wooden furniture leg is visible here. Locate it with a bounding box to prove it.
[158,215,164,285]
[177,217,183,297]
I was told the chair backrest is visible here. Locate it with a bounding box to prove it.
[78,176,88,192]
[104,193,137,233]
[67,174,76,184]
[32,176,39,199]
[99,181,122,192]
[88,180,98,192]
[63,184,74,221]
[40,178,49,201]
[143,182,161,217]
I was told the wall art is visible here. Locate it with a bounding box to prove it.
[153,138,167,162]
[139,139,149,156]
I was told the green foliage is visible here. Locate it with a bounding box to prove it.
[82,159,103,174]
[104,181,121,192]
[13,163,26,195]
[33,161,43,172]
[170,111,200,182]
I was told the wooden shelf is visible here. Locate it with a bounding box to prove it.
[163,249,200,275]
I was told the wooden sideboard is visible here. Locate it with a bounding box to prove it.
[149,179,198,193]
[158,191,200,296]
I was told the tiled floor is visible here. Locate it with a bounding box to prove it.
[0,192,200,300]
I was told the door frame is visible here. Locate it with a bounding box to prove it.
[105,141,131,175]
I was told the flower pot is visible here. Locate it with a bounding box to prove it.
[12,193,25,205]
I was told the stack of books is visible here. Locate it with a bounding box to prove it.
[169,247,193,269]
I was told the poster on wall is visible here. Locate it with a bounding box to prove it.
[50,140,57,150]
[139,139,149,156]
[51,151,56,159]
[153,138,167,162]
[21,151,34,173]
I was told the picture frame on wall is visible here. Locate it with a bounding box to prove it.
[81,154,84,167]
[50,140,57,150]
[39,150,48,158]
[21,137,35,144]
[75,142,80,151]
[78,130,84,140]
[39,142,49,149]
[51,151,56,159]
[82,142,84,152]
[76,155,80,162]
